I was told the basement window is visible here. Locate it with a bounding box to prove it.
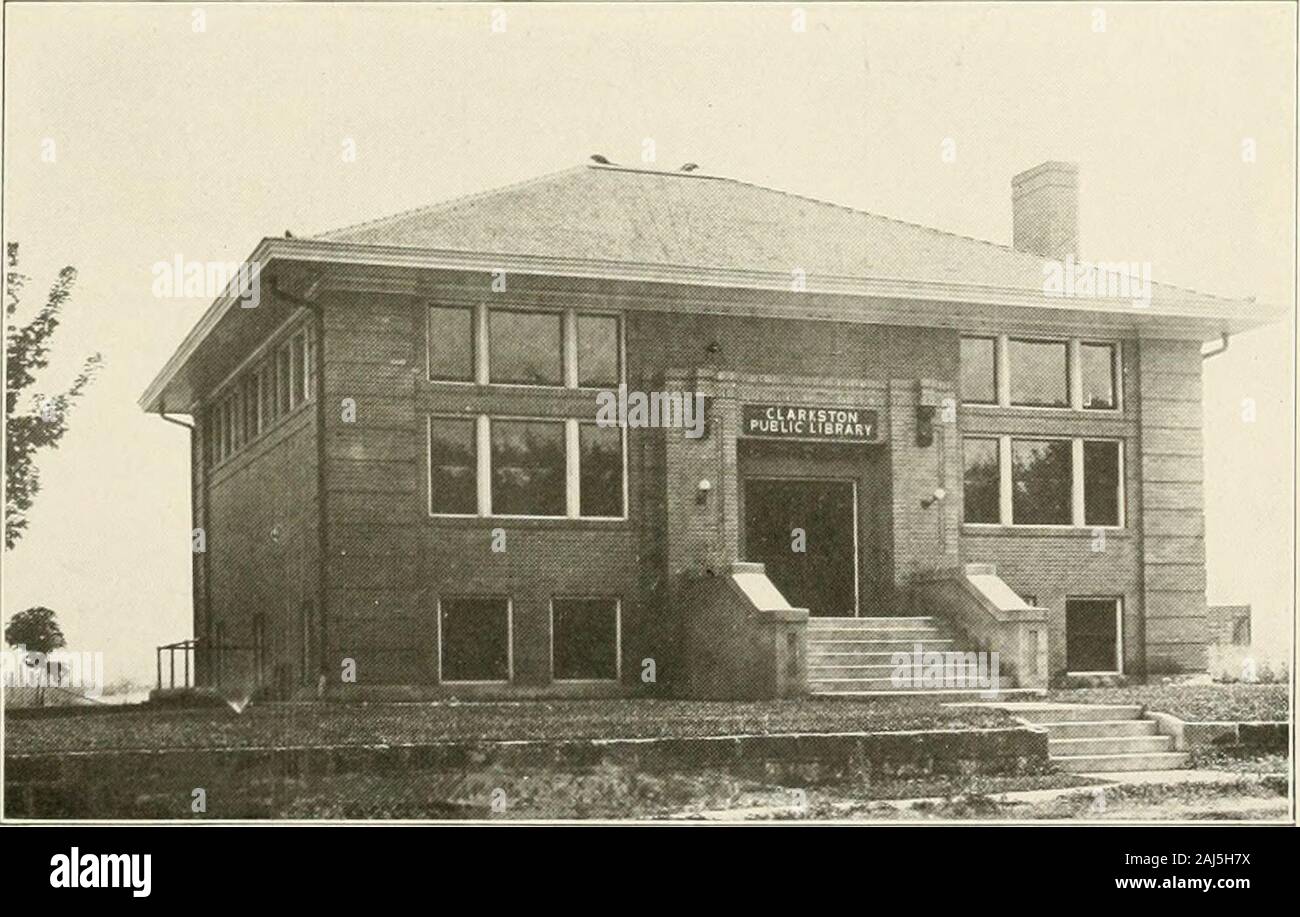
[551,598,620,681]
[1065,597,1122,674]
[439,597,511,683]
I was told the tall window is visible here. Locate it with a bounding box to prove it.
[1008,339,1069,407]
[440,598,510,682]
[959,337,997,405]
[579,423,623,517]
[428,417,478,515]
[1081,342,1118,410]
[276,344,292,415]
[552,598,620,681]
[427,305,475,382]
[1083,440,1122,526]
[1011,439,1072,525]
[490,419,566,516]
[962,438,1000,523]
[577,315,620,388]
[489,310,563,385]
[291,331,309,405]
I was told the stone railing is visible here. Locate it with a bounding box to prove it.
[678,561,809,699]
[910,563,1049,690]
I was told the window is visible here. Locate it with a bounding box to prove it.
[1083,440,1122,526]
[428,417,478,515]
[552,598,620,681]
[440,598,510,682]
[428,305,475,382]
[1011,438,1072,525]
[577,314,620,388]
[960,337,998,404]
[1008,339,1069,407]
[489,310,563,385]
[490,419,566,516]
[579,423,623,517]
[962,438,1000,523]
[243,375,261,442]
[276,344,292,415]
[261,359,278,426]
[1081,342,1118,410]
[1066,598,1121,673]
[291,331,309,406]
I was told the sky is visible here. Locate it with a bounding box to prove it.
[3,2,1295,686]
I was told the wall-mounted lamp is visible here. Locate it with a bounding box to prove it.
[920,487,947,509]
[915,404,936,447]
[697,479,713,505]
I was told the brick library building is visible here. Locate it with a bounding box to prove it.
[141,159,1273,700]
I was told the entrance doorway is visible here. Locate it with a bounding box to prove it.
[742,477,859,617]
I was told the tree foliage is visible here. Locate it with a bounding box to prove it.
[4,605,67,655]
[5,242,103,549]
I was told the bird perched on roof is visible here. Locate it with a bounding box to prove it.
[590,154,611,164]
[679,163,700,172]
[284,230,294,238]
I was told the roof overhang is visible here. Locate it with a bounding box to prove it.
[140,237,1284,414]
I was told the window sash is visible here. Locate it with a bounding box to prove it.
[964,435,1124,528]
[1080,342,1119,410]
[489,309,565,386]
[427,416,478,516]
[551,598,621,681]
[1008,338,1070,407]
[427,305,476,382]
[959,336,998,405]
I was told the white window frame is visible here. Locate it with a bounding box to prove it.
[424,302,478,385]
[427,413,630,522]
[1065,596,1124,676]
[549,597,623,683]
[436,596,514,685]
[961,434,1125,530]
[961,333,1122,413]
[426,303,625,391]
[426,415,481,518]
[487,415,570,519]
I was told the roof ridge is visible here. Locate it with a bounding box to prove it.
[313,164,587,241]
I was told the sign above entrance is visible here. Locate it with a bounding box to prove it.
[741,404,880,443]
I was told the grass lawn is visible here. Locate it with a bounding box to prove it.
[6,697,1019,755]
[1047,684,1289,722]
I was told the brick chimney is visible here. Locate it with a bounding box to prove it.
[1011,161,1079,261]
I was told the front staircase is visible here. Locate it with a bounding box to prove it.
[1005,703,1189,773]
[806,615,1024,697]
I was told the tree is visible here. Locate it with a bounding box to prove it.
[5,243,103,549]
[5,606,68,704]
[4,605,66,656]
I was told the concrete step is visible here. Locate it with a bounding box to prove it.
[810,676,1009,693]
[810,687,1040,699]
[1053,751,1189,773]
[807,639,956,653]
[1039,720,1158,739]
[806,626,941,639]
[1049,735,1173,756]
[805,651,927,663]
[1008,704,1143,724]
[807,664,903,677]
[808,616,936,627]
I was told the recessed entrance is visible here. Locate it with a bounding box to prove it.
[742,477,859,617]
